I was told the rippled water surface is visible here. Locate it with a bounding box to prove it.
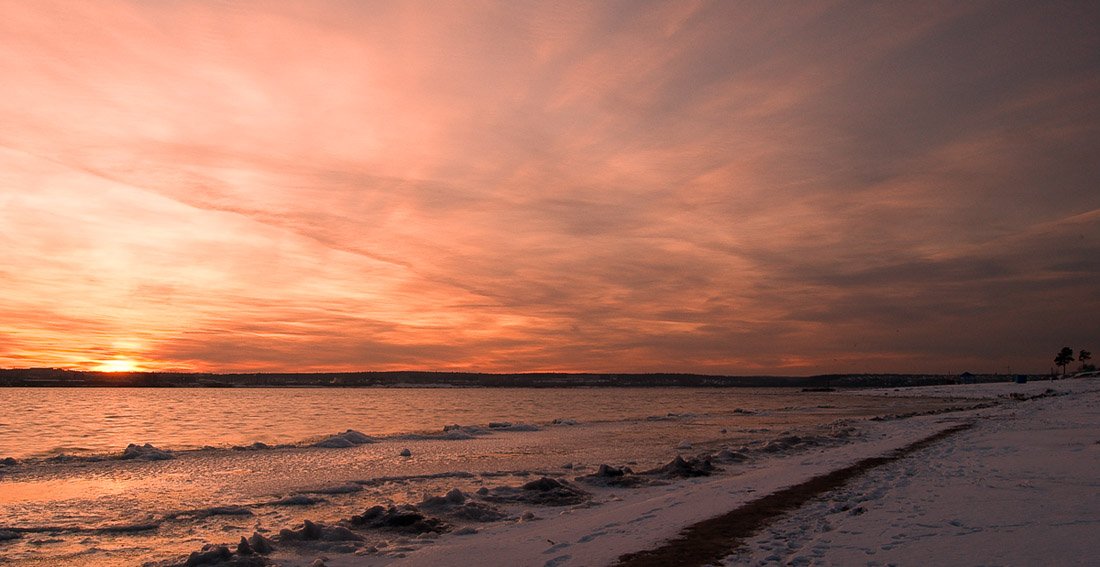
[3,387,852,459]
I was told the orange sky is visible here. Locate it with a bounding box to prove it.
[1,1,1098,374]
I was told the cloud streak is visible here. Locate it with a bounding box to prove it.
[1,0,1098,374]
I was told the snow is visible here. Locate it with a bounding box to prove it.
[724,380,1100,566]
[379,416,966,566]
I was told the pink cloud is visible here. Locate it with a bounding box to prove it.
[1,1,1097,374]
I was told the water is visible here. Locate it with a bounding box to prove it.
[0,387,887,459]
[0,387,954,566]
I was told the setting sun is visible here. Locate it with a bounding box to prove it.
[92,357,142,373]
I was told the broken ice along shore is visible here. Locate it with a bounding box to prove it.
[127,422,870,567]
[1,419,592,466]
[0,381,1082,566]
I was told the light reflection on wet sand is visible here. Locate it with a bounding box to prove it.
[0,477,137,505]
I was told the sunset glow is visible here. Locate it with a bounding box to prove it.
[92,357,143,373]
[1,1,1097,374]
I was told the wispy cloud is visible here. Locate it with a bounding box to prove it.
[1,0,1097,373]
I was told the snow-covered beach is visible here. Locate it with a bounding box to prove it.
[726,380,1100,566]
[377,380,1100,567]
[1,380,1097,566]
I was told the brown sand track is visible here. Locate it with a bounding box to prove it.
[615,421,974,567]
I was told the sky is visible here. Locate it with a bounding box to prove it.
[1,0,1098,375]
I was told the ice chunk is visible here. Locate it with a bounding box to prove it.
[577,464,653,488]
[645,455,717,478]
[279,519,363,542]
[248,533,276,554]
[312,429,374,448]
[347,505,450,534]
[418,488,507,522]
[121,443,174,461]
[420,488,466,508]
[270,495,325,506]
[481,477,590,506]
[183,545,230,566]
[232,442,272,451]
[501,423,540,432]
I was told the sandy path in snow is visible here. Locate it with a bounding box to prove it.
[617,423,974,566]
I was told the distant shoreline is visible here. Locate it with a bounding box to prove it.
[0,368,1045,389]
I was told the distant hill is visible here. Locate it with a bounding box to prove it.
[0,368,1025,388]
